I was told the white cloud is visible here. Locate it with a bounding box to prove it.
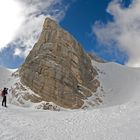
[0,0,70,58]
[13,0,69,58]
[0,0,23,50]
[93,0,140,67]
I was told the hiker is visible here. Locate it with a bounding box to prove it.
[2,88,8,107]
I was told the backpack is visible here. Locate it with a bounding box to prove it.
[1,90,4,97]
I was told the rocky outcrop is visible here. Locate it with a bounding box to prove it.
[19,18,100,109]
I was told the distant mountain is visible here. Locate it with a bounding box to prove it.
[88,52,106,63]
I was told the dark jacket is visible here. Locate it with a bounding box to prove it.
[2,89,8,97]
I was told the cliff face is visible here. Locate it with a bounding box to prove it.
[19,18,100,109]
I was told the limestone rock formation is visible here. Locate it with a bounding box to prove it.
[19,18,100,109]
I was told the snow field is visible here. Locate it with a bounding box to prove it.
[1,62,140,139]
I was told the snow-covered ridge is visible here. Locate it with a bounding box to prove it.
[93,61,140,107]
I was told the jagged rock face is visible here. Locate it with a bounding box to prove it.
[19,18,100,109]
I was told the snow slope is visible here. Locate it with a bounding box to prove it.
[0,62,140,139]
[93,61,140,107]
[0,66,16,89]
[0,101,140,140]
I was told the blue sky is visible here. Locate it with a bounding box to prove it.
[1,0,140,68]
[60,0,129,64]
